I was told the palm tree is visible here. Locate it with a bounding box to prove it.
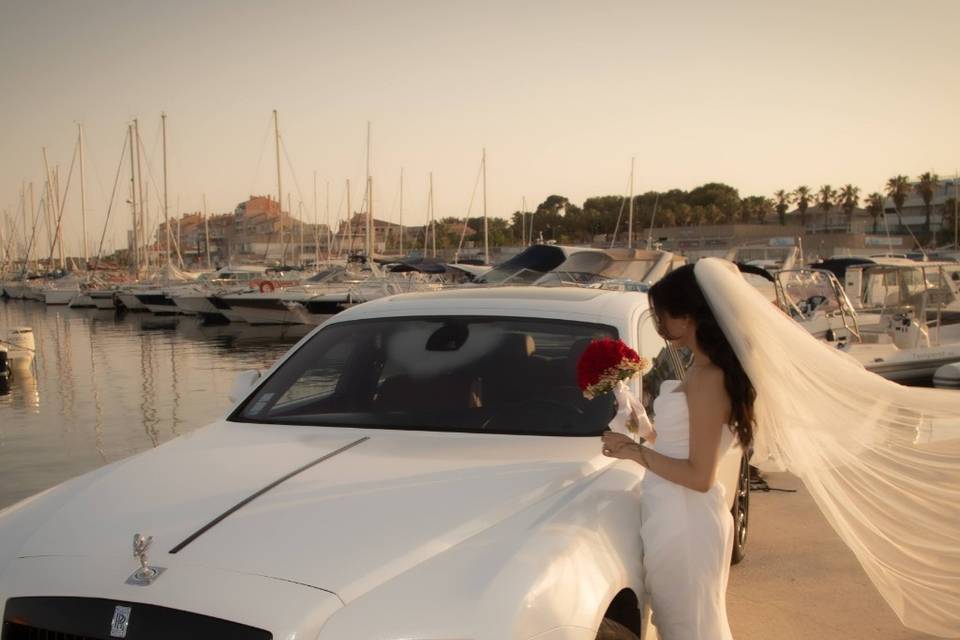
[838,184,860,231]
[793,186,812,229]
[915,172,940,235]
[885,175,911,230]
[773,189,792,226]
[865,192,884,233]
[816,185,837,232]
[759,198,774,224]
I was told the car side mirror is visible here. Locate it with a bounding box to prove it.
[229,369,261,404]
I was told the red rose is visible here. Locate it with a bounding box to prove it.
[576,338,645,399]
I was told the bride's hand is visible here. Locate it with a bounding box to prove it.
[601,430,635,458]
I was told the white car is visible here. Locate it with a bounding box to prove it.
[0,286,749,640]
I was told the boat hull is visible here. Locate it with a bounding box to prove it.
[43,289,77,305]
[134,292,181,315]
[116,292,149,311]
[88,291,117,310]
[69,294,96,308]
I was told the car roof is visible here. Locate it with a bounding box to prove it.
[331,285,650,325]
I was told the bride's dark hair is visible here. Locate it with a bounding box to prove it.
[648,264,755,449]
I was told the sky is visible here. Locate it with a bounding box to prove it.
[1,0,958,255]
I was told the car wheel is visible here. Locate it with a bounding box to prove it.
[730,454,750,565]
[596,617,640,640]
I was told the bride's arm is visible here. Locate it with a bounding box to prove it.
[605,368,730,493]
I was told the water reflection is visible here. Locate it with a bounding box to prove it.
[0,299,308,509]
[0,360,40,411]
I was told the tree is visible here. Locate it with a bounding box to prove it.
[773,189,792,225]
[865,192,884,234]
[529,195,568,242]
[885,175,911,230]
[688,183,741,224]
[793,186,812,229]
[740,196,772,224]
[838,184,860,231]
[941,197,958,246]
[915,172,940,235]
[674,203,694,227]
[582,196,626,238]
[757,197,774,224]
[816,185,837,232]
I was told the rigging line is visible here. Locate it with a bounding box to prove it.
[47,140,80,264]
[92,133,130,271]
[383,173,401,248]
[455,156,485,260]
[248,115,274,196]
[79,127,113,230]
[22,182,51,271]
[333,181,346,257]
[1,196,24,269]
[609,168,633,249]
[279,136,309,208]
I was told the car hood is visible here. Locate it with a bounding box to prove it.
[15,421,608,602]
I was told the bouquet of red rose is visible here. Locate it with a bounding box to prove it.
[576,338,655,440]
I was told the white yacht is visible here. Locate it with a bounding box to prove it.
[776,267,960,383]
[220,267,364,325]
[170,266,270,320]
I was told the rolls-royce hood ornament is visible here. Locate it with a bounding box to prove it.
[125,533,165,586]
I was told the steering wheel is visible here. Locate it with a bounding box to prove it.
[798,294,828,316]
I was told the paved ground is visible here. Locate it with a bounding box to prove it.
[726,472,936,640]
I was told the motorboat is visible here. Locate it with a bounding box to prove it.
[220,267,364,325]
[776,267,960,383]
[171,266,272,321]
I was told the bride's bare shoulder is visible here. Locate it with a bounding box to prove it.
[686,365,730,409]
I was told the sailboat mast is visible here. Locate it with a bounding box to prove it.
[162,113,170,266]
[345,179,352,254]
[41,147,56,268]
[78,124,88,266]
[128,124,139,271]
[367,176,373,258]
[399,168,404,256]
[54,168,64,269]
[429,172,436,258]
[299,200,305,268]
[627,156,635,249]
[28,183,35,270]
[203,194,212,269]
[365,121,372,258]
[325,180,331,265]
[134,119,146,270]
[482,148,488,264]
[19,184,27,267]
[273,110,283,266]
[313,171,319,268]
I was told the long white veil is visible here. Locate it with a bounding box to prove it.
[694,257,960,638]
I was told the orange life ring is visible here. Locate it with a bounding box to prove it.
[259,281,276,293]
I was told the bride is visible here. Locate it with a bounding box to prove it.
[601,258,960,639]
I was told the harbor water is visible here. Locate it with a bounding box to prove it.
[0,299,311,510]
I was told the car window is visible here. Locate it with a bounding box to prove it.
[637,309,691,417]
[233,316,618,436]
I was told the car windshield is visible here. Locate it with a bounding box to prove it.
[233,316,618,436]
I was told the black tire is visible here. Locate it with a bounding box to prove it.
[596,617,641,640]
[730,454,750,565]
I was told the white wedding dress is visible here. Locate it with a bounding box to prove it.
[640,379,737,640]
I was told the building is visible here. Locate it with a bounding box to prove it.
[881,178,959,236]
[335,212,401,254]
[233,195,329,263]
